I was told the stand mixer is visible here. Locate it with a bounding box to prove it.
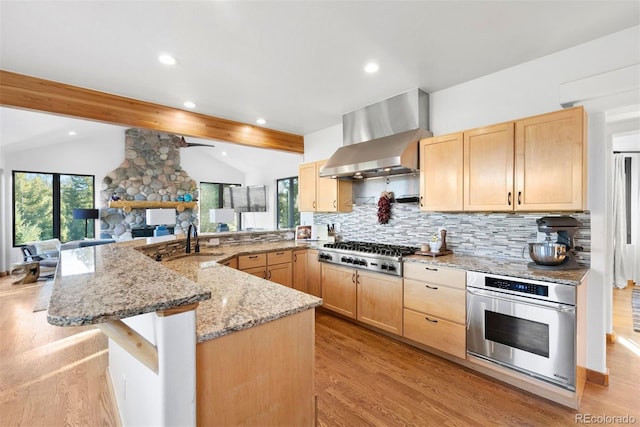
[528,216,582,270]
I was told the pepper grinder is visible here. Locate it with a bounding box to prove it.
[440,229,448,252]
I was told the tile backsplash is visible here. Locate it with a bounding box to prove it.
[314,204,590,265]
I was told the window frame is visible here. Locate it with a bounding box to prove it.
[12,170,96,246]
[276,176,299,230]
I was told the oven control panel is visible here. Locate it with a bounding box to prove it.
[485,277,548,297]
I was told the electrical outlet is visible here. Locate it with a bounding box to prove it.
[208,238,220,246]
[122,375,127,400]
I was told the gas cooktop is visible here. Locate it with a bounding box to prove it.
[318,241,419,276]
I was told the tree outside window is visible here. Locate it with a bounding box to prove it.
[277,177,299,229]
[13,171,95,246]
[200,182,241,232]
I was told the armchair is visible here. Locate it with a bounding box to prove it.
[21,244,58,278]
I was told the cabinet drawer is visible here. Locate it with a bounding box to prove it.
[238,253,267,270]
[403,308,466,359]
[403,263,465,289]
[267,250,292,265]
[404,278,465,324]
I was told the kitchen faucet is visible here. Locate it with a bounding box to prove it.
[186,224,200,253]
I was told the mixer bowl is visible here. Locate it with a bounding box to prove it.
[528,242,569,266]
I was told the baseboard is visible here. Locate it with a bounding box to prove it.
[586,368,609,386]
[606,332,616,344]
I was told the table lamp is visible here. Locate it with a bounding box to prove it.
[73,208,99,238]
[146,209,176,237]
[210,208,235,232]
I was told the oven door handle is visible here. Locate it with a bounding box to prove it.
[466,287,575,313]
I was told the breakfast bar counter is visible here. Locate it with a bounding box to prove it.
[46,238,321,427]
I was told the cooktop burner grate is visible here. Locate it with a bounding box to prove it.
[322,241,418,257]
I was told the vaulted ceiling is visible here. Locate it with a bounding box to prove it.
[1,1,639,152]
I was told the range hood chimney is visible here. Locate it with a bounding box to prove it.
[320,88,431,179]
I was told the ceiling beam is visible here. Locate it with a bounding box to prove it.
[0,69,304,154]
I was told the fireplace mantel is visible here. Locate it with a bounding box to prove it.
[108,200,198,213]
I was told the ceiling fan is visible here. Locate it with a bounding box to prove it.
[171,135,215,148]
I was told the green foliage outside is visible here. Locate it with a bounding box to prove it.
[199,182,239,232]
[277,177,299,229]
[14,172,94,245]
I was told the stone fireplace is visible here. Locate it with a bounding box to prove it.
[99,128,198,238]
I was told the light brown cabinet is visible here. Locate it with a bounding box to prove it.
[321,263,402,334]
[238,250,292,287]
[321,263,357,319]
[514,107,586,211]
[419,132,464,211]
[402,263,466,359]
[463,122,515,211]
[356,270,403,335]
[221,257,238,269]
[292,249,307,292]
[420,106,586,213]
[298,160,353,212]
[306,249,322,298]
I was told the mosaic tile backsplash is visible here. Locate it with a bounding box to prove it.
[314,204,590,265]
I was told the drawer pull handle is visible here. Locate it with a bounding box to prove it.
[424,316,438,324]
[425,285,439,290]
[249,255,258,259]
[507,192,512,206]
[424,267,438,271]
[276,252,284,255]
[518,191,522,205]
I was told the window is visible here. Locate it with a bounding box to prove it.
[13,171,95,246]
[199,182,241,232]
[276,176,299,229]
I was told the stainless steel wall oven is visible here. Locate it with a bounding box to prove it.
[466,271,576,390]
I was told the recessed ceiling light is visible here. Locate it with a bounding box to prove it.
[364,62,379,73]
[221,151,228,156]
[183,101,196,109]
[68,131,77,136]
[158,54,177,65]
[256,118,267,125]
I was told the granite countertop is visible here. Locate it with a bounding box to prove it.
[47,244,211,326]
[47,239,322,343]
[404,253,589,286]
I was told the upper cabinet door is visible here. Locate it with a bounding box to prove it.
[316,160,353,213]
[463,122,515,211]
[298,162,317,212]
[515,107,586,211]
[419,133,464,211]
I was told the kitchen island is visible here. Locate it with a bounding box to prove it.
[47,239,322,426]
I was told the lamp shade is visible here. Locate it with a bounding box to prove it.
[209,208,235,223]
[73,208,99,220]
[146,209,176,226]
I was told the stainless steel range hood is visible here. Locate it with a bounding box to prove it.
[320,88,432,179]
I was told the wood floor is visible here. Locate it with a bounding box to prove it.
[0,275,638,426]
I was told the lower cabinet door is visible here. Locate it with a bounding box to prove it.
[321,264,356,319]
[268,262,292,287]
[242,266,267,279]
[357,271,403,335]
[403,308,466,359]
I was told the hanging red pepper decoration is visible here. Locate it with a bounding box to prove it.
[377,191,393,224]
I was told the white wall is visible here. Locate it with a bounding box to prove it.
[303,25,640,374]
